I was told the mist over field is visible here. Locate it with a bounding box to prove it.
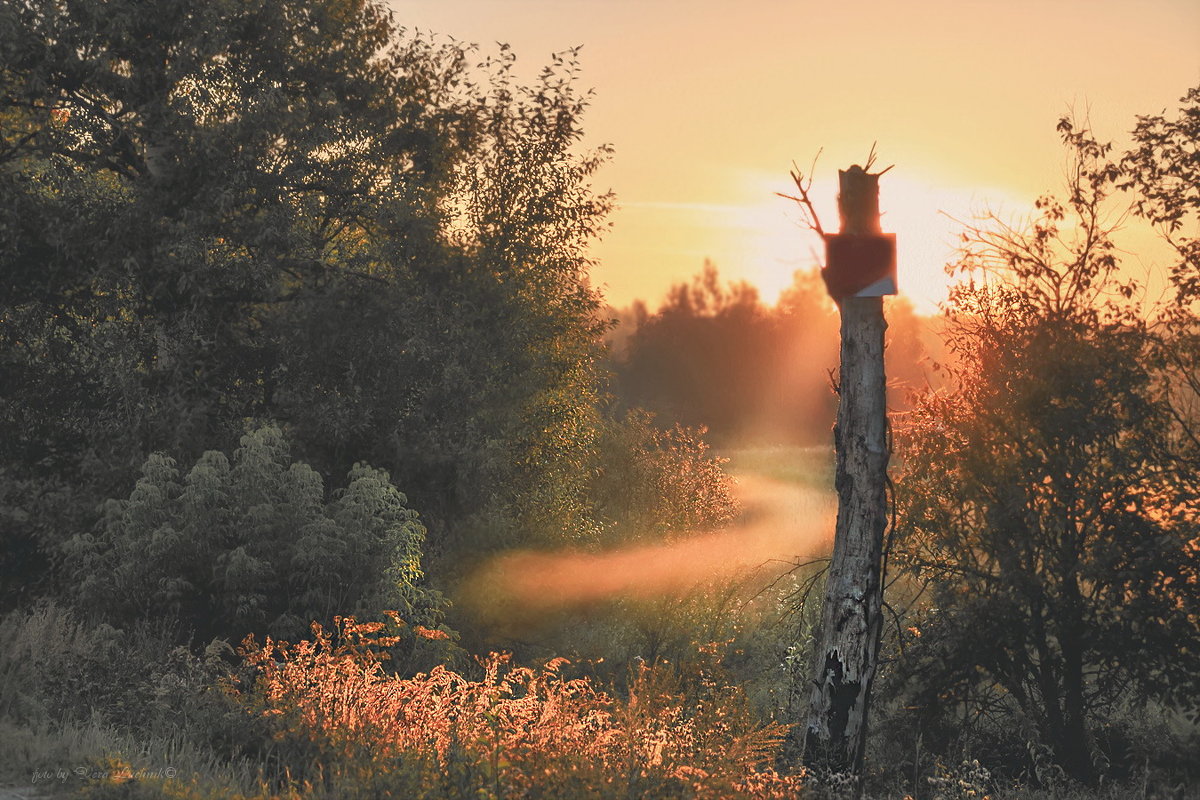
[459,451,837,630]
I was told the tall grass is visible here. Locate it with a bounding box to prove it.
[222,615,806,799]
[6,601,1192,798]
[0,602,270,795]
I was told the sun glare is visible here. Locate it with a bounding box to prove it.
[736,172,1024,316]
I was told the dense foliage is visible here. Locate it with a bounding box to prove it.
[62,426,444,644]
[891,116,1200,785]
[0,0,621,612]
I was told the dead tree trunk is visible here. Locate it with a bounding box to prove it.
[792,165,891,777]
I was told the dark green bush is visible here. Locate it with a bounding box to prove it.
[64,425,445,643]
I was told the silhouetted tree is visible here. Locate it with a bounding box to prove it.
[894,120,1200,785]
[1123,86,1200,303]
[1123,85,1200,508]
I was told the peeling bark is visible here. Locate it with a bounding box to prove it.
[800,296,888,774]
[787,165,890,777]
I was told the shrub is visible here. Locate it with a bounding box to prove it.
[64,425,446,643]
[0,601,108,725]
[591,410,738,541]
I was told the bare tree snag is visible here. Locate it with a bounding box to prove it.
[787,163,892,777]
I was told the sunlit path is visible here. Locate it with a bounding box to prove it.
[458,448,836,624]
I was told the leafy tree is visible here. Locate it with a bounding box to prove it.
[893,122,1200,784]
[0,0,618,603]
[1122,85,1200,504]
[0,0,457,449]
[64,425,444,644]
[276,45,614,552]
[0,0,471,599]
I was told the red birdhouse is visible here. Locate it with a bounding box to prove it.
[822,233,897,300]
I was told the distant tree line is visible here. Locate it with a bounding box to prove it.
[608,261,932,446]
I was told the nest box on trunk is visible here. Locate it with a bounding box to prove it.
[822,165,897,300]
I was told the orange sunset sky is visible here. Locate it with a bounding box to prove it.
[393,0,1200,313]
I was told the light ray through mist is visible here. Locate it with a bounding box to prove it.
[457,469,836,627]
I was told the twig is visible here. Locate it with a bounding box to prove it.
[742,556,831,611]
[776,149,827,238]
[864,141,895,176]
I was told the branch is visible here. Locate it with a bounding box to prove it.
[776,150,826,238]
[748,556,830,599]
[881,599,907,656]
[863,141,894,176]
